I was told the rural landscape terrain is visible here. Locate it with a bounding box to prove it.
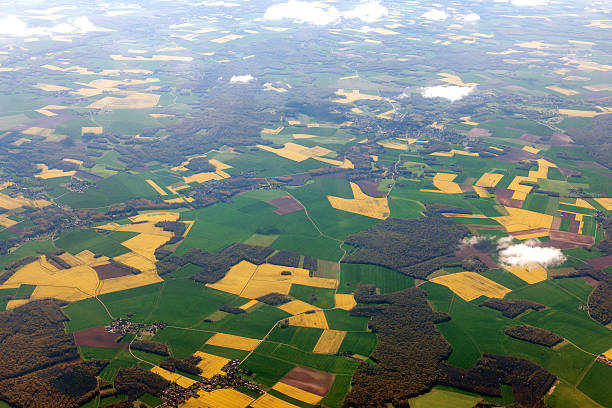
[0,0,611,407]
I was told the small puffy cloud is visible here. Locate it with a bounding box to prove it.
[0,16,30,36]
[462,235,488,246]
[461,12,480,22]
[264,1,341,26]
[422,9,449,21]
[230,74,255,83]
[344,1,388,23]
[497,238,566,268]
[422,85,475,102]
[73,16,97,32]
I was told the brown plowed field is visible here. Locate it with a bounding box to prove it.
[280,366,335,397]
[73,326,127,349]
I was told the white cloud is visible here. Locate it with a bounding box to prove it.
[422,85,475,102]
[0,16,30,36]
[264,0,388,26]
[461,12,480,22]
[264,1,341,26]
[462,235,489,246]
[230,74,255,83]
[511,0,549,6]
[497,238,566,268]
[422,9,449,21]
[344,1,388,23]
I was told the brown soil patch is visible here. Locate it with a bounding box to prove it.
[548,230,594,246]
[576,161,607,169]
[355,180,387,198]
[541,240,586,249]
[495,188,524,208]
[493,147,538,163]
[549,132,574,146]
[46,258,68,270]
[569,220,580,233]
[93,263,133,280]
[520,133,541,143]
[586,254,612,269]
[551,217,562,230]
[582,276,599,288]
[467,128,491,138]
[74,326,127,349]
[558,167,581,177]
[267,195,305,215]
[510,228,549,236]
[280,366,335,397]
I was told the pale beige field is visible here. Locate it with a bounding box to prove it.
[145,179,168,195]
[333,89,384,104]
[81,126,103,135]
[430,272,511,301]
[87,93,160,109]
[257,143,332,162]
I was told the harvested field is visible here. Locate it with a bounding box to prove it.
[73,326,126,349]
[183,388,254,408]
[205,333,260,351]
[312,330,346,354]
[272,382,322,404]
[193,351,231,378]
[430,271,511,301]
[548,230,594,246]
[93,263,133,280]
[333,89,385,104]
[505,264,547,284]
[81,126,103,135]
[279,300,321,315]
[288,311,329,329]
[334,294,356,310]
[280,366,335,396]
[151,366,197,388]
[430,149,478,157]
[328,182,390,219]
[267,195,304,215]
[87,93,160,109]
[251,393,300,408]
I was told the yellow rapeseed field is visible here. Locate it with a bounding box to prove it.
[475,173,504,188]
[288,311,329,329]
[35,163,76,179]
[505,264,547,284]
[595,198,612,211]
[430,272,511,301]
[193,351,231,378]
[239,299,259,310]
[438,73,478,87]
[327,182,390,219]
[205,333,260,351]
[257,143,332,162]
[207,260,258,295]
[251,393,301,408]
[312,330,346,354]
[334,294,356,310]
[493,207,554,235]
[332,89,386,104]
[81,126,103,135]
[151,366,196,388]
[146,179,168,195]
[272,382,322,404]
[182,389,254,408]
[522,145,541,154]
[87,93,160,110]
[421,173,463,194]
[279,300,321,315]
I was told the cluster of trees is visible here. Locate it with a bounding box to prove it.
[504,325,563,347]
[595,214,612,253]
[113,366,170,400]
[108,259,141,275]
[0,359,108,408]
[0,256,37,283]
[343,216,469,279]
[45,250,71,270]
[159,356,202,376]
[268,250,300,268]
[256,292,292,306]
[156,243,275,281]
[155,221,187,245]
[567,114,612,169]
[345,287,451,407]
[106,199,184,218]
[442,354,556,407]
[130,341,169,356]
[302,255,318,273]
[461,256,488,273]
[219,304,246,314]
[0,300,79,381]
[479,298,546,318]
